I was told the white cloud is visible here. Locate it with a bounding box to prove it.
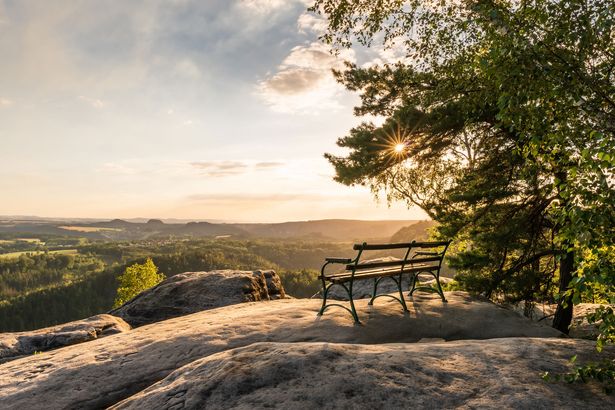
[190,160,287,177]
[297,12,326,35]
[0,2,155,98]
[255,161,285,169]
[0,2,7,25]
[98,159,288,180]
[78,96,105,108]
[187,192,325,203]
[362,43,411,68]
[257,42,355,114]
[174,59,202,79]
[237,0,292,15]
[262,68,323,95]
[234,0,313,31]
[100,162,137,175]
[190,160,249,177]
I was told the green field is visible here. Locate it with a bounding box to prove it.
[17,238,44,243]
[59,226,122,232]
[0,249,78,259]
[0,238,44,244]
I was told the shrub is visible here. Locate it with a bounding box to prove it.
[113,258,164,308]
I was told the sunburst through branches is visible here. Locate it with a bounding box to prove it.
[374,121,412,165]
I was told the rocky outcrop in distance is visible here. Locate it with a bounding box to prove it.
[109,270,286,327]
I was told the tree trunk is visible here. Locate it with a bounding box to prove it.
[552,250,575,334]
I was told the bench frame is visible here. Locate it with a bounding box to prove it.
[318,240,451,324]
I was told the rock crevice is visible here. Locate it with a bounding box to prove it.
[0,314,130,363]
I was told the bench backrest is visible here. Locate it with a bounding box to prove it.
[347,240,451,272]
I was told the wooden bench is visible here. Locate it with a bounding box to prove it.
[317,240,451,323]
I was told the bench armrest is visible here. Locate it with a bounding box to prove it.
[324,257,353,264]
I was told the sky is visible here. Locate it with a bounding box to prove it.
[0,0,427,222]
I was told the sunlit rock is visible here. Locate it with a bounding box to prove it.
[109,270,286,327]
[0,314,129,363]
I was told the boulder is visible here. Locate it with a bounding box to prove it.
[112,340,613,409]
[568,303,609,339]
[109,270,285,327]
[261,269,285,300]
[0,314,129,363]
[0,292,564,409]
[505,302,611,339]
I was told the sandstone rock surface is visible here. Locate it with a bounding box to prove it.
[0,314,129,363]
[0,292,563,409]
[506,302,611,339]
[112,339,613,410]
[567,303,609,339]
[109,269,286,326]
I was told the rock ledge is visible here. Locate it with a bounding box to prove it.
[110,269,286,326]
[0,314,129,363]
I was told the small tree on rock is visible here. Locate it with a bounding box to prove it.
[113,258,165,308]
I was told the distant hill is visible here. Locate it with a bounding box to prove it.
[389,220,437,243]
[235,219,420,241]
[0,217,424,242]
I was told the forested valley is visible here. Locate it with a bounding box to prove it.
[0,234,364,331]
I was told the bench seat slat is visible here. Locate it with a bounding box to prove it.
[326,264,438,283]
[414,251,439,256]
[346,255,442,271]
[407,256,443,264]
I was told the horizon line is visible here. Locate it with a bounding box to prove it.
[0,214,429,225]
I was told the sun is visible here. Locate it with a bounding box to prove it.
[369,120,414,164]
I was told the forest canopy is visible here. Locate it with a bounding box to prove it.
[0,238,359,331]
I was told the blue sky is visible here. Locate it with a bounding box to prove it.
[0,0,426,222]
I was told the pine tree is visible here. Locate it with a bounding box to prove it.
[311,0,615,333]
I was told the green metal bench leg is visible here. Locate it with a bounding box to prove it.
[408,272,447,303]
[318,282,360,324]
[367,276,409,314]
[317,283,330,316]
[317,263,329,316]
[348,296,360,323]
[408,273,418,296]
[368,277,381,306]
[435,275,447,303]
[318,251,364,324]
[347,280,360,324]
[396,274,409,312]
